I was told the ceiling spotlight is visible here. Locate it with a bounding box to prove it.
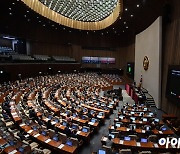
[27,10,29,13]
[131,14,134,17]
[9,13,12,15]
[9,8,12,10]
[125,8,128,11]
[12,3,15,5]
[124,21,126,24]
[119,17,121,19]
[126,26,128,29]
[137,4,140,7]
[43,24,46,27]
[63,28,65,30]
[123,30,125,32]
[69,31,71,32]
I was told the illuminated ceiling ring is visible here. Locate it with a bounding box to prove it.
[20,0,123,30]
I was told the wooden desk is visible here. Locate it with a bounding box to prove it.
[4,146,21,154]
[20,123,78,154]
[120,119,164,126]
[44,101,60,115]
[112,126,174,136]
[81,104,109,115]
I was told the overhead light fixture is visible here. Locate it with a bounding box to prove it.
[126,26,128,29]
[137,4,140,7]
[125,8,128,11]
[131,15,133,17]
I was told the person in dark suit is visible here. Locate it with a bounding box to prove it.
[106,136,113,147]
[47,120,53,130]
[29,108,36,119]
[64,126,72,135]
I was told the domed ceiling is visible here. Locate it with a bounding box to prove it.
[20,0,123,30]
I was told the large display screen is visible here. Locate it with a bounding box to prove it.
[82,56,115,64]
[82,56,91,63]
[166,66,180,104]
[99,57,108,64]
[107,58,115,64]
[91,57,99,64]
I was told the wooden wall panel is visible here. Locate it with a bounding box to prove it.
[161,0,180,117]
[30,41,71,56]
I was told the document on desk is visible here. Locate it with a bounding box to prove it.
[51,121,56,125]
[27,130,33,134]
[102,137,108,142]
[25,134,29,138]
[20,123,26,127]
[154,143,159,148]
[136,142,141,147]
[45,139,51,143]
[127,128,130,131]
[88,122,93,125]
[77,131,81,135]
[34,133,40,138]
[111,126,114,129]
[11,112,17,116]
[142,130,145,133]
[58,144,64,149]
[119,140,124,144]
[159,131,163,134]
[9,150,17,154]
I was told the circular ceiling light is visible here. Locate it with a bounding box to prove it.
[20,0,123,30]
